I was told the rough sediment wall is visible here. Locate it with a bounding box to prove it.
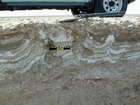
[0,16,140,105]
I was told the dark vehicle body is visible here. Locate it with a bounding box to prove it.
[0,0,135,16]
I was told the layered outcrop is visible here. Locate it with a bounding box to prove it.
[0,16,140,105]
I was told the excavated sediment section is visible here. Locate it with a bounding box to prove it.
[0,16,140,105]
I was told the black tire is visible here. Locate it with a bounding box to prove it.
[71,8,89,16]
[95,0,128,16]
[71,8,81,15]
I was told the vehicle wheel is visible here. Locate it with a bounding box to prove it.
[71,8,87,15]
[95,0,128,16]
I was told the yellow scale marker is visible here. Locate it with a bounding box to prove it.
[57,47,64,50]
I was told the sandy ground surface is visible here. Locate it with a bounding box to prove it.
[0,15,140,105]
